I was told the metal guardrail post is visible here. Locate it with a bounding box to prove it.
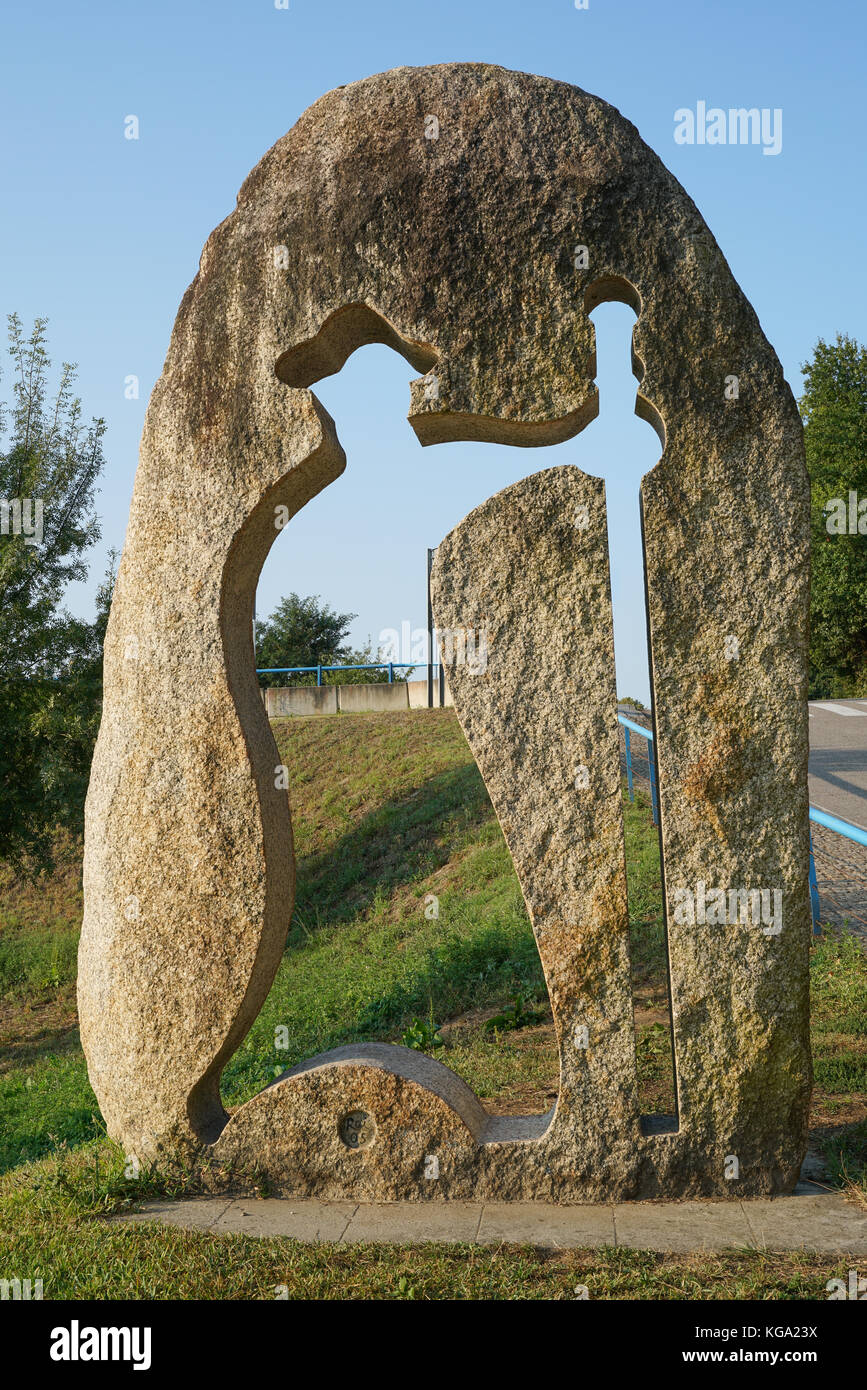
[624,726,634,802]
[427,547,435,709]
[316,664,321,687]
[388,662,394,683]
[808,829,821,936]
[648,741,659,826]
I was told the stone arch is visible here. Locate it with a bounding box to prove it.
[79,63,811,1199]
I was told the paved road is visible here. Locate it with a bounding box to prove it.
[808,699,867,831]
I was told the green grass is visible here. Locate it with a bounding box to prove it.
[622,788,667,985]
[0,925,79,999]
[0,708,865,1297]
[0,1057,103,1171]
[0,839,81,1000]
[0,1142,852,1301]
[809,932,867,1094]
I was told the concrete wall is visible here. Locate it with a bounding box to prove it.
[265,685,338,717]
[407,679,454,708]
[264,681,454,716]
[337,683,409,713]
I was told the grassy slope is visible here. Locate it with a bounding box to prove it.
[0,709,673,1163]
[0,708,865,1298]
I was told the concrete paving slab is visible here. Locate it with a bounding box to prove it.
[211,1199,357,1241]
[119,1190,867,1254]
[612,1200,754,1252]
[342,1201,483,1243]
[122,1197,234,1230]
[477,1202,616,1247]
[742,1193,867,1255]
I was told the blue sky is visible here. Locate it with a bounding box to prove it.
[1,0,863,701]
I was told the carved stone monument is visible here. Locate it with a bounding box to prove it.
[79,64,811,1200]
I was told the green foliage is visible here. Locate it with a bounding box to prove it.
[821,1118,867,1194]
[0,315,110,872]
[320,639,409,685]
[254,592,357,686]
[0,315,104,639]
[0,921,79,998]
[254,594,408,686]
[484,992,547,1034]
[801,333,867,697]
[0,1057,103,1173]
[401,1008,444,1052]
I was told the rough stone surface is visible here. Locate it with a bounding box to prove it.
[79,62,811,1199]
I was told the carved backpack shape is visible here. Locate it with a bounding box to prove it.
[79,64,811,1200]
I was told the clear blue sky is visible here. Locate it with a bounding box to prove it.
[2,0,863,702]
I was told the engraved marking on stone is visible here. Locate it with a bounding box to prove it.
[724,1153,740,1180]
[424,1154,440,1179]
[339,1110,376,1151]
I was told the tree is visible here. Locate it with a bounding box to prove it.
[800,333,867,698]
[0,315,108,871]
[254,593,404,687]
[254,593,357,687]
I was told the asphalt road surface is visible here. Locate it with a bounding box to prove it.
[808,699,867,831]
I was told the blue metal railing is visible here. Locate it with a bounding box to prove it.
[251,679,864,932]
[617,712,867,936]
[256,661,425,685]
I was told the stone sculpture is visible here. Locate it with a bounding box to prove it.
[79,64,811,1199]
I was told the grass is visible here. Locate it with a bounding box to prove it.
[0,707,865,1297]
[0,1143,855,1301]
